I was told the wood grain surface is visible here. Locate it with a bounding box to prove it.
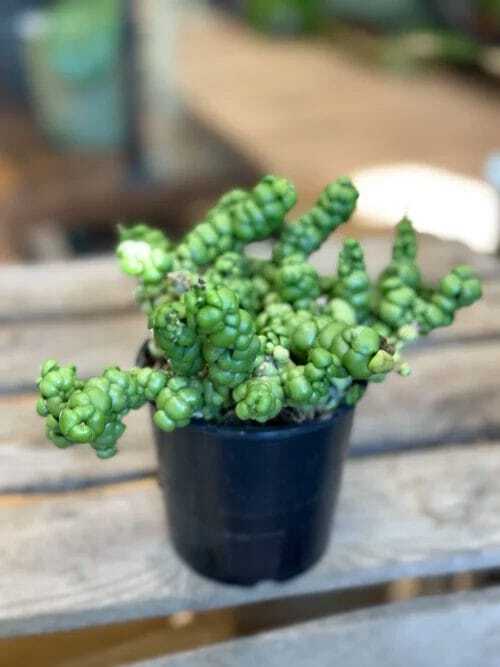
[1,236,498,493]
[2,334,499,494]
[130,585,500,666]
[3,442,500,637]
[1,235,499,642]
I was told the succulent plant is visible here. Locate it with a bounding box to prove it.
[36,175,482,458]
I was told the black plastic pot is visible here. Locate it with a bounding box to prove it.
[151,404,355,586]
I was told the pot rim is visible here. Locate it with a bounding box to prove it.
[182,403,354,439]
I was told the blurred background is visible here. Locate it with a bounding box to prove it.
[0,0,498,263]
[1,1,500,665]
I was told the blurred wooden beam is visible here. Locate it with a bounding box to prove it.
[179,9,500,209]
[0,103,260,259]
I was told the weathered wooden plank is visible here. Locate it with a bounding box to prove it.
[0,394,154,493]
[0,312,147,393]
[1,234,495,392]
[3,335,500,492]
[1,278,497,394]
[0,256,135,321]
[352,336,500,453]
[1,234,497,322]
[131,585,500,667]
[3,442,500,637]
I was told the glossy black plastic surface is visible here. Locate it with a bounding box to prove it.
[152,408,354,586]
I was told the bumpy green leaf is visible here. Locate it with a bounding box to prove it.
[36,177,483,455]
[333,239,371,321]
[273,177,359,261]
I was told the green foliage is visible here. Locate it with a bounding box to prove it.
[116,223,173,310]
[154,377,204,432]
[333,239,371,321]
[275,254,321,309]
[151,301,204,376]
[36,175,482,457]
[272,177,359,261]
[415,265,482,334]
[380,217,421,289]
[234,376,284,423]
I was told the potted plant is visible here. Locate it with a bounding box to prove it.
[36,175,482,585]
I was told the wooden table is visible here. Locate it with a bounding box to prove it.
[2,237,500,665]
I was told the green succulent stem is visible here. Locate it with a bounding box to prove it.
[333,238,371,322]
[37,176,482,457]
